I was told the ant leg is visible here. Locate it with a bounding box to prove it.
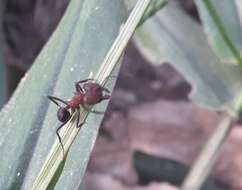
[100,94,110,101]
[82,104,105,115]
[90,110,105,114]
[78,122,85,128]
[95,94,111,113]
[101,87,110,93]
[87,94,111,114]
[75,108,85,128]
[100,75,116,92]
[75,83,84,93]
[75,75,115,93]
[76,78,94,85]
[76,76,116,85]
[75,79,93,93]
[76,108,80,128]
[76,75,116,88]
[56,118,71,155]
[48,96,68,107]
[104,75,117,83]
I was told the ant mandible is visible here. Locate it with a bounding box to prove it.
[48,78,110,152]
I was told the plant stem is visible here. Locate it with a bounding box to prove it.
[181,113,235,190]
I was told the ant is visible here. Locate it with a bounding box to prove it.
[48,78,111,153]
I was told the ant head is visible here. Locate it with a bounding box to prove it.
[57,107,71,123]
[83,82,102,95]
[83,82,105,105]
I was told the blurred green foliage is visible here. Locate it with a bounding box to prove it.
[135,2,242,110]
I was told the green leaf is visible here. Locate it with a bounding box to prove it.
[0,0,127,189]
[134,2,242,110]
[195,0,242,65]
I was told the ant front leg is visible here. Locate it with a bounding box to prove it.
[76,78,94,83]
[75,82,84,93]
[77,75,115,86]
[48,96,68,107]
[75,79,94,93]
[76,78,94,86]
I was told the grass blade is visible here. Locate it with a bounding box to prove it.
[31,0,151,189]
[138,0,168,26]
[195,0,242,65]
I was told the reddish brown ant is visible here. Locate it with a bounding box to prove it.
[48,78,111,152]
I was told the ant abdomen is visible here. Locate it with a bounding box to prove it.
[57,107,71,122]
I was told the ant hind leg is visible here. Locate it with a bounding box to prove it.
[56,118,70,155]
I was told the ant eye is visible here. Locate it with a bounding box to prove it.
[83,83,91,91]
[57,108,71,122]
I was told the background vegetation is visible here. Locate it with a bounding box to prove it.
[0,0,242,190]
